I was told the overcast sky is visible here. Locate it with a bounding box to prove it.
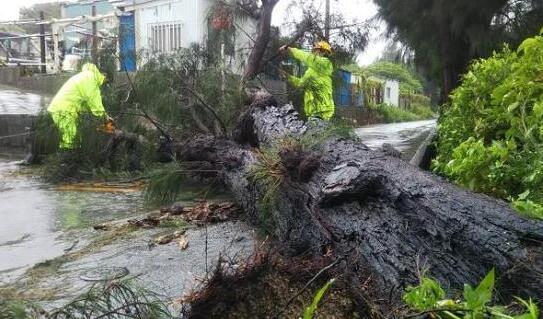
[0,0,387,65]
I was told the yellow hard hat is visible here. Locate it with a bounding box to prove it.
[314,41,332,54]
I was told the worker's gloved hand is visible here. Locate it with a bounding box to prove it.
[106,115,115,123]
[103,115,116,134]
[279,45,290,55]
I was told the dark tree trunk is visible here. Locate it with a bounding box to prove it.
[177,94,543,308]
[241,0,279,81]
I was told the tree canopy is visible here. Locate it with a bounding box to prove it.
[18,2,61,33]
[280,0,371,66]
[365,61,423,93]
[373,0,543,101]
[345,61,424,94]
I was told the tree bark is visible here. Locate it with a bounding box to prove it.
[177,94,543,308]
[241,0,279,82]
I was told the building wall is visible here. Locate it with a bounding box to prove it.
[133,0,211,53]
[61,0,115,51]
[62,0,113,17]
[384,79,400,107]
[124,0,257,74]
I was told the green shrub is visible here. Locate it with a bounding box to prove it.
[0,300,40,319]
[369,103,434,123]
[347,61,424,93]
[433,30,543,218]
[403,269,540,319]
[411,103,435,118]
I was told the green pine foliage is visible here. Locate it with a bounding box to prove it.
[0,280,173,319]
[144,163,188,204]
[433,30,543,219]
[37,43,244,182]
[373,0,543,99]
[249,121,356,233]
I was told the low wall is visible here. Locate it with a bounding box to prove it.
[0,67,71,95]
[335,106,382,126]
[410,128,437,170]
[0,114,36,154]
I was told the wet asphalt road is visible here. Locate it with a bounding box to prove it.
[0,84,51,115]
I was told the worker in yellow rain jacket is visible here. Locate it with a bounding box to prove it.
[280,41,335,120]
[47,63,111,149]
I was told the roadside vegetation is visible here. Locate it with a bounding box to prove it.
[369,103,434,123]
[403,269,539,319]
[346,60,435,123]
[433,30,543,219]
[2,266,540,318]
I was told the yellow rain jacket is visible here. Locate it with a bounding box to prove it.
[47,63,107,149]
[288,48,335,120]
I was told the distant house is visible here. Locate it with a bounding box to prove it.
[364,76,400,107]
[58,0,256,73]
[334,69,364,108]
[110,0,256,72]
[61,0,116,55]
[0,32,36,62]
[383,79,400,107]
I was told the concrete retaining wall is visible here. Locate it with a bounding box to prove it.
[0,114,36,154]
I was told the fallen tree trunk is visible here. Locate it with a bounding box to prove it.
[178,93,543,310]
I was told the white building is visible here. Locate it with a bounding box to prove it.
[110,0,256,72]
[383,79,400,107]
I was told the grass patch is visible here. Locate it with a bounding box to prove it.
[369,103,435,123]
[0,298,42,319]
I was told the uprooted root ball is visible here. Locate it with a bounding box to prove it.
[182,252,367,319]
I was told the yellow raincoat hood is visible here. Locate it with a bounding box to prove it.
[82,63,106,86]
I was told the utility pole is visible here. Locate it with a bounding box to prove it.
[325,0,330,41]
[39,11,46,73]
[91,4,98,63]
